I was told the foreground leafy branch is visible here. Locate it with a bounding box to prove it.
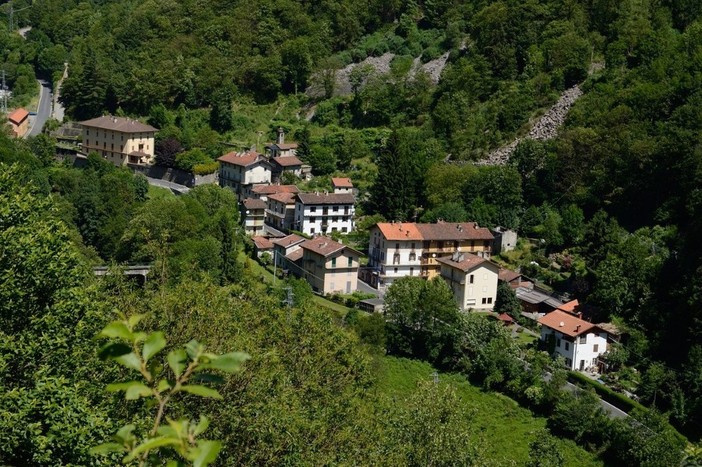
[91,314,249,466]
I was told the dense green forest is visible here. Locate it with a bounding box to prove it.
[3,0,702,463]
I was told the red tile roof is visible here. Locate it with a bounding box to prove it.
[286,249,303,262]
[296,192,355,205]
[217,151,264,167]
[266,142,299,150]
[272,234,305,248]
[538,310,599,337]
[499,268,522,283]
[251,184,300,195]
[376,223,424,241]
[242,198,267,210]
[557,299,580,314]
[8,108,28,124]
[331,177,353,188]
[300,236,348,257]
[415,222,494,241]
[268,192,296,204]
[79,115,157,133]
[252,236,273,250]
[375,221,494,242]
[271,156,303,167]
[497,313,515,323]
[436,253,493,273]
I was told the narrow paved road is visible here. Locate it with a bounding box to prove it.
[146,176,190,195]
[27,79,51,137]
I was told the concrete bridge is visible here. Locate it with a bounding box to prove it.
[93,265,152,282]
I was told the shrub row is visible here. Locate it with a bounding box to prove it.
[568,371,647,414]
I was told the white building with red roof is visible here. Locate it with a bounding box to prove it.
[538,310,609,371]
[217,150,271,198]
[331,177,354,194]
[294,192,355,236]
[367,221,494,289]
[436,252,500,311]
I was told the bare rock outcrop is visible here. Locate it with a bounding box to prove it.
[475,84,583,166]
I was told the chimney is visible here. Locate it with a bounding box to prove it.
[559,321,564,327]
[576,324,581,332]
[577,312,582,319]
[277,127,285,144]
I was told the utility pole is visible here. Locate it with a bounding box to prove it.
[2,70,7,114]
[282,285,294,323]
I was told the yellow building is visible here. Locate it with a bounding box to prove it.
[80,115,157,166]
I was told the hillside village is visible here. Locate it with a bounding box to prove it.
[70,114,620,379]
[3,0,702,464]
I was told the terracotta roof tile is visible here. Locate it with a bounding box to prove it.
[286,249,303,262]
[499,268,521,283]
[436,253,493,273]
[8,108,28,124]
[268,192,296,204]
[416,222,494,241]
[271,156,303,167]
[252,236,273,250]
[217,151,264,167]
[296,192,355,205]
[242,198,267,210]
[300,237,347,257]
[331,177,353,188]
[272,234,305,248]
[376,223,424,241]
[558,299,580,314]
[251,184,299,195]
[538,310,599,337]
[79,115,157,133]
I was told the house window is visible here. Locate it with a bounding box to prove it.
[593,344,599,352]
[557,338,561,348]
[393,253,400,265]
[348,256,353,267]
[311,207,316,212]
[469,275,474,284]
[487,297,493,304]
[564,342,570,351]
[579,336,586,344]
[86,130,89,136]
[410,267,414,276]
[409,252,416,261]
[311,228,315,234]
[311,217,316,223]
[342,227,348,233]
[481,298,487,304]
[565,358,572,368]
[331,257,336,268]
[395,243,400,250]
[394,267,398,274]
[333,206,339,212]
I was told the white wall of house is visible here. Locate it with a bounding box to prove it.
[540,328,608,371]
[440,263,499,311]
[294,203,354,236]
[368,234,424,287]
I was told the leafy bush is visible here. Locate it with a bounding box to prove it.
[193,161,219,175]
[568,371,647,414]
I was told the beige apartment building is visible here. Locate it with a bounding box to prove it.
[80,116,157,166]
[299,237,361,295]
[437,252,500,311]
